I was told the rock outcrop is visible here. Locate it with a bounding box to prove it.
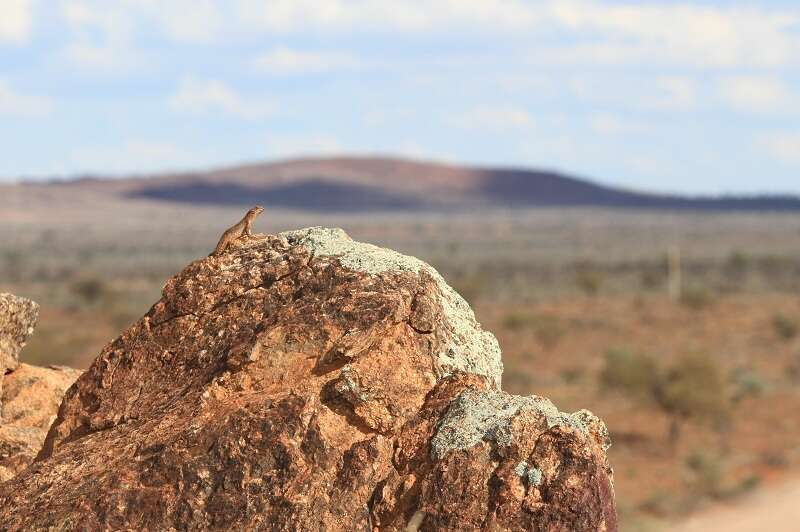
[0,294,82,482]
[0,228,616,530]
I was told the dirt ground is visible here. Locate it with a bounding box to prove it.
[671,479,800,532]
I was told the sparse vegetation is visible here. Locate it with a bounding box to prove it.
[729,367,767,402]
[680,285,714,310]
[600,349,730,444]
[576,269,604,297]
[773,313,798,341]
[4,206,800,528]
[501,310,564,349]
[70,276,108,305]
[600,349,659,400]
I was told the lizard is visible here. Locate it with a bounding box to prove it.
[210,205,265,256]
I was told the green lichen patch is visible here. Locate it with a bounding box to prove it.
[431,388,603,460]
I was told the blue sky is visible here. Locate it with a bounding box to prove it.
[1,0,800,194]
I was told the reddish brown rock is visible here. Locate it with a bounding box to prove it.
[2,364,83,430]
[0,364,83,482]
[0,228,615,530]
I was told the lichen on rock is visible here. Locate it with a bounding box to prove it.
[430,388,605,460]
[282,226,503,387]
[0,227,615,531]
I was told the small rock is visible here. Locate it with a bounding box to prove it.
[0,293,39,375]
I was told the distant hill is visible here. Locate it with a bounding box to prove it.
[25,156,800,212]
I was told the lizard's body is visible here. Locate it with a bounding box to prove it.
[210,206,265,256]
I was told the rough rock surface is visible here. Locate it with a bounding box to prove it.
[2,364,83,430]
[0,293,39,376]
[0,227,616,530]
[0,295,82,482]
[0,362,83,483]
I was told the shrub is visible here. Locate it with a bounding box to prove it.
[533,315,564,349]
[685,450,725,499]
[600,349,660,400]
[501,311,564,349]
[723,250,750,280]
[502,311,536,332]
[70,276,108,305]
[656,352,730,442]
[576,270,604,297]
[560,366,585,384]
[639,268,663,291]
[772,314,798,341]
[680,286,714,310]
[729,367,767,402]
[600,349,730,444]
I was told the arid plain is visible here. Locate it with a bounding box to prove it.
[3,164,800,531]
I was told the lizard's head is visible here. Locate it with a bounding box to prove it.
[248,205,265,217]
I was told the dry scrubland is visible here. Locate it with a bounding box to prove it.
[3,197,800,530]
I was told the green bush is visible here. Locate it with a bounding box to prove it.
[600,349,730,443]
[501,311,564,349]
[685,450,725,499]
[576,270,604,296]
[680,286,714,310]
[600,349,660,399]
[772,314,798,341]
[502,311,536,332]
[656,352,730,442]
[729,367,767,402]
[70,276,108,305]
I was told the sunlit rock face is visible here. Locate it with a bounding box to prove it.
[0,228,615,531]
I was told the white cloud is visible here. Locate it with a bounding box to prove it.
[58,1,148,72]
[168,78,274,120]
[53,1,800,72]
[69,140,199,175]
[139,0,223,43]
[230,1,800,69]
[60,0,222,42]
[234,0,539,33]
[718,76,795,113]
[759,132,800,165]
[452,106,531,131]
[0,0,32,44]
[252,46,363,75]
[545,1,800,68]
[0,79,52,116]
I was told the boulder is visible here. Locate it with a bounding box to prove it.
[0,293,39,375]
[0,292,82,483]
[2,364,83,430]
[0,228,616,530]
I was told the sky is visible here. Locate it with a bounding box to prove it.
[1,0,800,194]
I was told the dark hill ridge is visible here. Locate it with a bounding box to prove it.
[30,156,800,211]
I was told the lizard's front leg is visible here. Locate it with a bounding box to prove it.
[242,221,257,240]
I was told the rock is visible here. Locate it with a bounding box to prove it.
[2,364,83,429]
[0,292,82,483]
[0,228,616,530]
[0,364,82,483]
[0,293,39,375]
[0,425,44,483]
